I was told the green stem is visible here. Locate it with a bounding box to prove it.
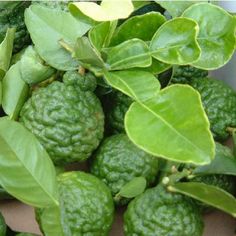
[162,169,190,186]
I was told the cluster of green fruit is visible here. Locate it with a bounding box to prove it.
[0,1,236,236]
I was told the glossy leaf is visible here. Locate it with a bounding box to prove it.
[36,206,64,236]
[25,5,91,71]
[150,18,201,65]
[150,17,200,65]
[169,182,236,217]
[156,1,200,17]
[0,118,58,207]
[69,0,134,21]
[0,28,15,80]
[125,85,215,165]
[2,63,29,120]
[139,58,171,75]
[183,3,236,69]
[74,37,105,68]
[118,177,147,198]
[110,12,166,46]
[19,46,55,85]
[106,39,152,70]
[89,21,117,52]
[193,143,236,176]
[104,70,160,102]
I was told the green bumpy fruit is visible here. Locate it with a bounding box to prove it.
[188,77,236,140]
[105,91,132,134]
[90,134,159,205]
[37,171,114,236]
[0,1,31,52]
[0,212,6,236]
[124,185,203,236]
[20,71,104,165]
[171,65,208,84]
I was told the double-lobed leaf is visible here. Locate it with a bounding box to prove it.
[169,182,236,217]
[125,85,215,165]
[182,3,236,69]
[150,17,201,65]
[25,5,91,71]
[104,70,215,165]
[0,118,59,208]
[69,0,134,22]
[110,12,166,46]
[106,39,152,70]
[0,28,15,80]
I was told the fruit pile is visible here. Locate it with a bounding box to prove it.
[0,1,236,236]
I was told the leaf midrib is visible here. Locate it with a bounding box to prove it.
[0,133,58,206]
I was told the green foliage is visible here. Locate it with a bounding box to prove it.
[169,182,236,217]
[106,39,151,70]
[183,3,236,69]
[25,5,92,71]
[118,177,147,199]
[0,212,6,236]
[193,142,236,176]
[110,12,166,46]
[150,18,201,65]
[0,117,58,207]
[2,46,54,120]
[69,0,134,22]
[0,28,15,80]
[37,171,114,236]
[124,185,203,236]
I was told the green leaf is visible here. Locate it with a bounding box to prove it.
[69,0,134,22]
[118,177,147,198]
[139,58,171,75]
[106,39,152,70]
[0,28,15,80]
[25,5,91,71]
[125,85,215,165]
[74,37,105,68]
[0,81,2,105]
[156,0,201,17]
[169,182,236,217]
[89,21,117,52]
[182,3,236,69]
[193,143,236,176]
[110,12,166,46]
[19,46,55,85]
[2,63,29,120]
[150,17,201,65]
[104,70,160,102]
[36,206,64,236]
[0,117,59,208]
